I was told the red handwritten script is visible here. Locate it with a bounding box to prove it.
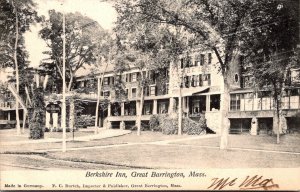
[207,175,279,190]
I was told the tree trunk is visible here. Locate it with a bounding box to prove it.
[137,86,144,136]
[95,78,101,133]
[178,87,182,135]
[220,79,230,149]
[13,1,20,135]
[67,73,73,92]
[22,99,27,133]
[69,98,75,131]
[275,96,281,144]
[136,70,146,136]
[94,62,108,134]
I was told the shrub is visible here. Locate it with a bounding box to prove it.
[29,122,45,139]
[149,115,160,131]
[29,87,45,139]
[182,117,206,135]
[161,117,178,135]
[75,115,95,128]
[131,123,149,131]
[199,114,207,129]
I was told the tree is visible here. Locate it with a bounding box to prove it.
[39,10,106,92]
[240,0,299,143]
[114,0,297,148]
[0,0,40,134]
[92,33,114,133]
[113,16,180,134]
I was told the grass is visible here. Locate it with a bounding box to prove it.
[47,143,300,168]
[0,128,93,142]
[2,129,300,169]
[0,131,190,152]
[171,133,300,153]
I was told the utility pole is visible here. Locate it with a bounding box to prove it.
[62,9,67,152]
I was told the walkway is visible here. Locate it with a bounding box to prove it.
[0,129,131,146]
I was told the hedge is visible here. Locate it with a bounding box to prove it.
[182,117,206,135]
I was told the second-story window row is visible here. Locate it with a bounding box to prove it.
[123,72,140,83]
[181,53,212,68]
[182,74,211,88]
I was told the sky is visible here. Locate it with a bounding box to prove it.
[0,0,117,82]
[25,0,117,67]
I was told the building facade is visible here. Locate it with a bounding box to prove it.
[1,49,300,134]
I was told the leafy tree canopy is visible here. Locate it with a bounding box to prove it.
[39,10,110,91]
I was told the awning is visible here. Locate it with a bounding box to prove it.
[181,86,209,97]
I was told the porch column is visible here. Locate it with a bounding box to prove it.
[120,121,125,130]
[98,116,102,127]
[206,95,210,112]
[182,97,186,113]
[153,99,157,114]
[136,101,140,115]
[186,97,189,117]
[46,111,51,128]
[250,117,258,135]
[107,103,111,117]
[168,98,174,114]
[52,113,58,129]
[7,112,10,121]
[121,102,125,116]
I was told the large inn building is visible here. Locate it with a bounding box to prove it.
[1,49,300,135]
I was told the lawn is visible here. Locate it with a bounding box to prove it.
[2,130,300,169]
[0,131,190,152]
[0,128,94,142]
[171,133,300,153]
[46,143,300,168]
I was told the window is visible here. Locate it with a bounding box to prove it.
[193,75,199,87]
[230,94,241,111]
[290,88,300,96]
[234,74,239,83]
[200,54,205,66]
[80,81,85,88]
[143,103,152,115]
[181,58,185,68]
[158,102,168,114]
[203,74,211,85]
[191,76,196,87]
[132,88,137,98]
[132,73,137,82]
[187,56,192,67]
[150,86,156,96]
[208,53,212,64]
[184,76,189,88]
[125,89,128,97]
[199,74,203,86]
[104,77,109,85]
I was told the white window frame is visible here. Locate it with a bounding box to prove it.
[131,87,137,98]
[149,85,156,96]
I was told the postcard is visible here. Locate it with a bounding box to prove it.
[0,0,299,191]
